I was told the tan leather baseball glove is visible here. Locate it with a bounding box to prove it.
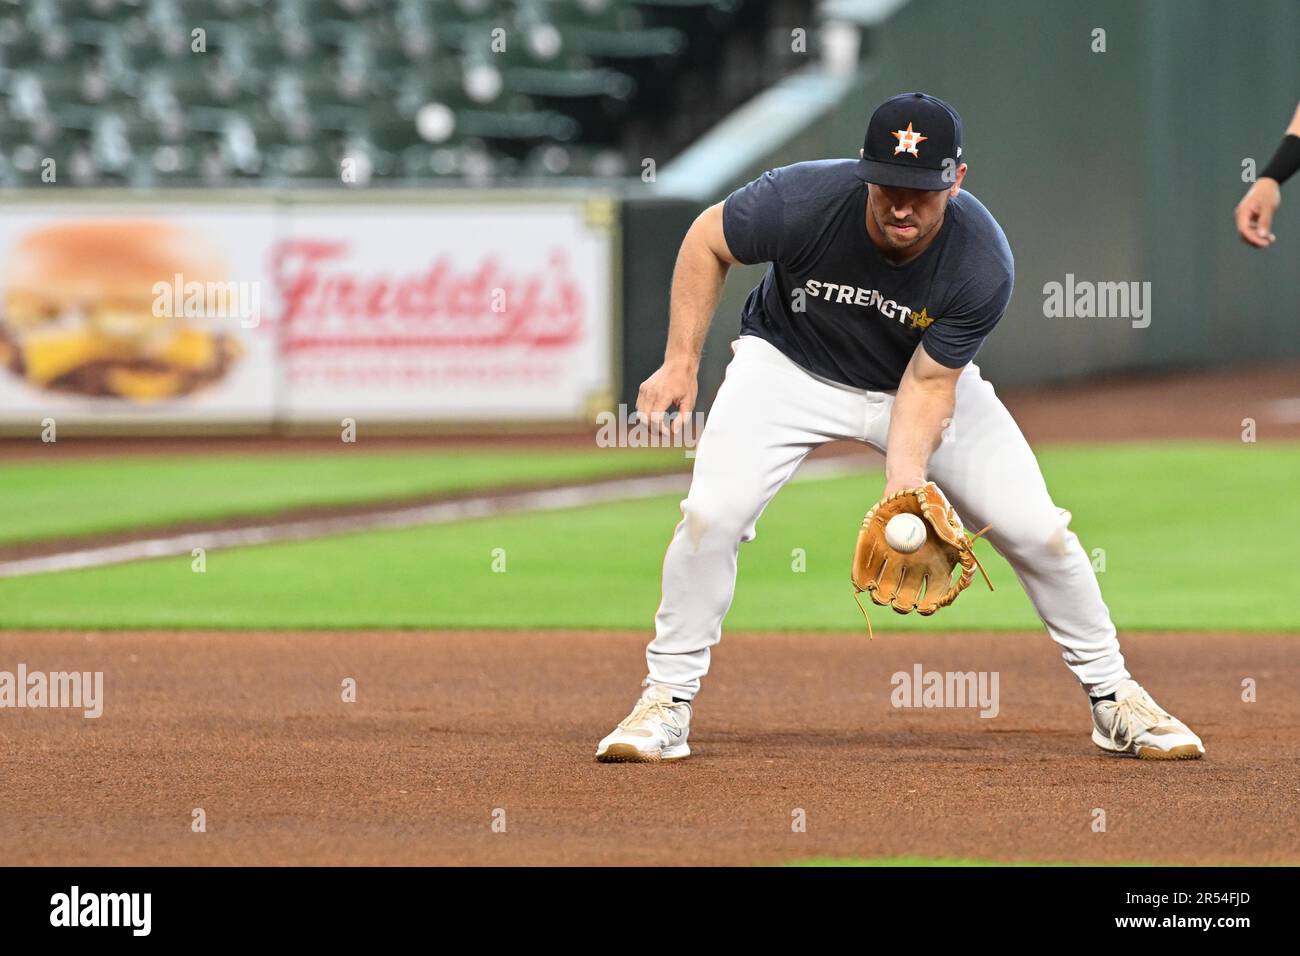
[851,481,993,635]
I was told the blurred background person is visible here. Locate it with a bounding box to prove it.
[1235,100,1300,247]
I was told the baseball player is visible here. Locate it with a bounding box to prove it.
[1235,100,1300,247]
[596,93,1204,763]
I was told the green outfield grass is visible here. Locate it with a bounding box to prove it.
[785,856,1076,867]
[1,443,1296,631]
[0,448,686,545]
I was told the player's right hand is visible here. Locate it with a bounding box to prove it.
[636,360,698,440]
[1235,178,1281,248]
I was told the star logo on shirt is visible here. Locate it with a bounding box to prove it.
[892,122,928,158]
[910,307,935,329]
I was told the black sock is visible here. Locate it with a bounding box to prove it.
[1091,692,1116,703]
[672,697,690,704]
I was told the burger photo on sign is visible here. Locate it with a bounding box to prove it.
[0,220,244,403]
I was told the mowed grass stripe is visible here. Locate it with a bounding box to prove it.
[0,443,1295,631]
[783,856,1086,867]
[0,448,687,546]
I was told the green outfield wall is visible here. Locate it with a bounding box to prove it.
[622,0,1300,406]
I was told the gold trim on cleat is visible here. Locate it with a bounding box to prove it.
[596,742,689,763]
[1136,744,1204,760]
[596,743,662,763]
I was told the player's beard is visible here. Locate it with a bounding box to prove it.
[868,189,949,255]
[872,206,931,251]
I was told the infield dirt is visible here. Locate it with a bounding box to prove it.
[0,628,1293,866]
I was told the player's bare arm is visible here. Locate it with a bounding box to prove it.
[637,202,740,438]
[1235,100,1300,247]
[882,345,962,496]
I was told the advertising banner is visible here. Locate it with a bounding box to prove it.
[0,204,278,426]
[0,195,616,429]
[277,199,616,422]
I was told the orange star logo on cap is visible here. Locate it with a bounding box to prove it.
[892,122,928,158]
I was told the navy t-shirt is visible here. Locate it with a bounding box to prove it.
[722,159,1014,390]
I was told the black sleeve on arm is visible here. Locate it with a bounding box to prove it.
[921,273,1014,369]
[722,169,786,265]
[1260,134,1300,186]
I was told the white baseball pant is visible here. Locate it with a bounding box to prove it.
[645,334,1130,699]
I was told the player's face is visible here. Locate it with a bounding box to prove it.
[867,182,952,252]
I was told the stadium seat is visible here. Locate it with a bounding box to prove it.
[0,0,812,185]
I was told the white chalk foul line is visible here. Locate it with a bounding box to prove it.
[0,456,874,579]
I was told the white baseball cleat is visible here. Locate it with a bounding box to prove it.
[1091,679,1205,760]
[595,684,692,763]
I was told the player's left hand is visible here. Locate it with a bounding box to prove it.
[636,359,698,441]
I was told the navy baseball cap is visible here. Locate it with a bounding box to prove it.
[854,92,963,191]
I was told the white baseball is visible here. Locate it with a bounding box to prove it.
[885,513,926,553]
